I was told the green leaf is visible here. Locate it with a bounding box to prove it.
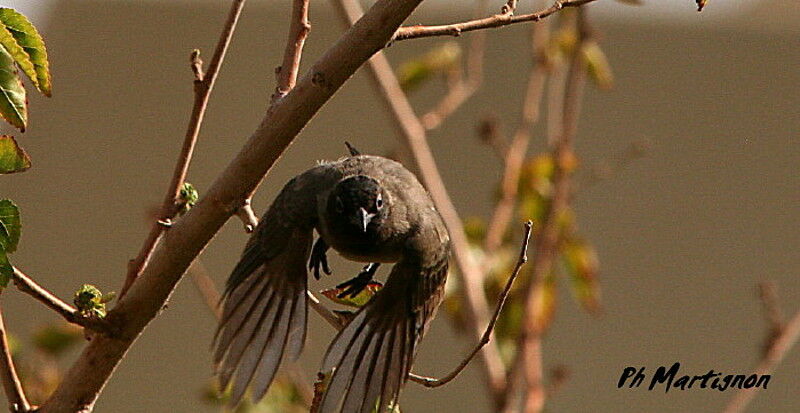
[0,8,51,96]
[0,135,30,173]
[73,284,111,318]
[0,199,20,253]
[0,45,26,131]
[320,282,383,308]
[0,245,10,288]
[177,182,199,215]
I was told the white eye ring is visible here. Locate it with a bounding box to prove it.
[376,195,383,208]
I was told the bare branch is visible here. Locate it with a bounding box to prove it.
[273,0,312,100]
[393,0,599,42]
[723,310,800,413]
[410,221,532,388]
[0,302,31,413]
[39,0,428,409]
[120,0,247,298]
[11,268,110,333]
[333,0,508,402]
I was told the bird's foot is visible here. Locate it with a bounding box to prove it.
[309,238,332,280]
[336,263,381,298]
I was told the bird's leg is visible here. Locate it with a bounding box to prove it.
[309,237,332,280]
[336,263,381,298]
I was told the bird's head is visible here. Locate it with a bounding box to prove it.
[328,175,386,235]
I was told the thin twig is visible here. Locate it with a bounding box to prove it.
[235,198,259,233]
[273,0,312,101]
[483,18,550,256]
[757,281,784,355]
[11,268,110,333]
[512,10,589,413]
[0,299,31,412]
[333,0,508,403]
[393,0,598,41]
[723,309,800,413]
[120,0,247,298]
[419,0,490,131]
[410,221,532,388]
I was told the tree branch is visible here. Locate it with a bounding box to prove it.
[11,268,110,333]
[0,301,30,413]
[393,0,598,42]
[722,291,800,413]
[38,0,427,410]
[411,221,532,388]
[119,0,247,298]
[273,0,312,100]
[333,0,509,403]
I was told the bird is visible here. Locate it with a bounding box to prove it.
[213,144,451,412]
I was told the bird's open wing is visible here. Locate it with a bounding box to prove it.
[213,166,339,405]
[317,255,449,413]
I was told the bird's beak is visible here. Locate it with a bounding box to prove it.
[358,207,375,233]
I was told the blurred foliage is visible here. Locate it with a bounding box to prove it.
[8,322,83,404]
[204,373,309,413]
[397,42,461,93]
[73,284,115,318]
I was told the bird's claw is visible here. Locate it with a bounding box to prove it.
[336,263,381,298]
[309,238,332,280]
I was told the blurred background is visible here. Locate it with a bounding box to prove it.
[0,0,798,411]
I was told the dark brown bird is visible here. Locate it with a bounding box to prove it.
[213,148,450,412]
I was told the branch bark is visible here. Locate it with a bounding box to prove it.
[38,0,427,411]
[0,301,30,413]
[273,0,312,100]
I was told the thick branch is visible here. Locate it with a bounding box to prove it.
[273,0,311,100]
[0,303,30,413]
[38,0,427,411]
[119,0,247,298]
[394,0,598,41]
[333,0,508,403]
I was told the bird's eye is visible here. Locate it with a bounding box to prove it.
[375,195,383,209]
